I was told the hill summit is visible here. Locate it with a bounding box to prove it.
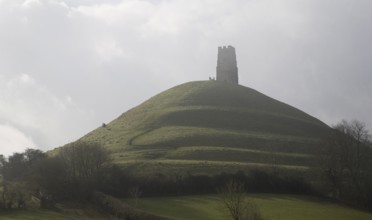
[79,81,329,174]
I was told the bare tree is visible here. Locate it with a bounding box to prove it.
[58,141,110,191]
[128,186,142,208]
[321,120,372,201]
[218,180,264,220]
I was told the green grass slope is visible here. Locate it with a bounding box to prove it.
[125,194,372,220]
[79,81,330,174]
[0,205,108,220]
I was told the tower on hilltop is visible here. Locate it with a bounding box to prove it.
[216,45,238,85]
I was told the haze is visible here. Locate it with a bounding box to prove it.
[1,0,371,155]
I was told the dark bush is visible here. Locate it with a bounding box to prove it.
[102,170,314,197]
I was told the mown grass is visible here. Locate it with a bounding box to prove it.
[0,204,109,220]
[0,209,68,220]
[125,194,372,220]
[125,195,227,220]
[164,146,315,167]
[117,158,309,177]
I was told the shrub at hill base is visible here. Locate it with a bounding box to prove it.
[105,170,314,198]
[0,149,46,209]
[0,142,115,209]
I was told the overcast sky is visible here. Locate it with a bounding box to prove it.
[1,0,371,156]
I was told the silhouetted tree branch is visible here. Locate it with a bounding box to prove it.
[321,120,372,206]
[218,180,264,220]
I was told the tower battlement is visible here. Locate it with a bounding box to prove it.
[216,45,238,84]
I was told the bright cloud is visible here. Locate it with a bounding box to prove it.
[0,73,98,153]
[0,124,36,156]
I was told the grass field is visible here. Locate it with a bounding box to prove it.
[0,205,109,220]
[125,194,372,220]
[0,210,68,220]
[3,194,371,220]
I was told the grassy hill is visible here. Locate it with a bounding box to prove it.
[78,81,330,175]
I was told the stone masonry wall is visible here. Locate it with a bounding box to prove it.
[216,45,239,84]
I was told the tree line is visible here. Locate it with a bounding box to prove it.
[0,143,313,210]
[0,142,111,209]
[320,120,372,208]
[1,119,372,212]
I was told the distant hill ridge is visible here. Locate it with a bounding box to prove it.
[77,81,330,175]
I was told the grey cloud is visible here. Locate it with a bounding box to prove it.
[1,0,372,155]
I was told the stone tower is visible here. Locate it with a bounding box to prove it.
[216,45,238,84]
